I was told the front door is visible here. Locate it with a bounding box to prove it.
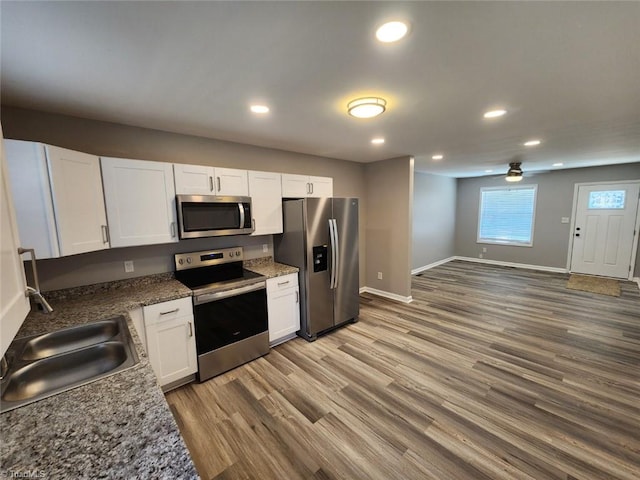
[570,182,639,279]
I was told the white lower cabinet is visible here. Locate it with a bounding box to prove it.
[143,297,196,388]
[266,273,300,346]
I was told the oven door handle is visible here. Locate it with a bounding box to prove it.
[193,281,266,305]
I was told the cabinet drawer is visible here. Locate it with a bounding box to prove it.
[143,297,193,325]
[267,273,298,293]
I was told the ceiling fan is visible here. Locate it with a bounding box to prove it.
[505,161,523,182]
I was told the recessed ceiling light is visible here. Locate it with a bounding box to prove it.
[524,139,541,147]
[553,162,563,167]
[485,169,493,173]
[371,138,385,145]
[376,21,409,43]
[483,109,507,119]
[250,105,269,114]
[432,154,444,160]
[347,97,387,118]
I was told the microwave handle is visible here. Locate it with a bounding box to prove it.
[238,203,245,229]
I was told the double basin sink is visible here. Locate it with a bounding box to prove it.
[1,316,139,413]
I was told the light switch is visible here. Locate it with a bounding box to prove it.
[561,217,570,224]
[124,260,134,273]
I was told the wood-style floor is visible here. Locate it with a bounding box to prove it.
[166,261,640,480]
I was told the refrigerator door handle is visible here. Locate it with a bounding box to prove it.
[332,218,340,289]
[328,218,337,289]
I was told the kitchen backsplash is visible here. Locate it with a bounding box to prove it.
[28,235,273,292]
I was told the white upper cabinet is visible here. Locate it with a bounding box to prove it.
[101,157,178,247]
[215,167,249,196]
[173,164,214,195]
[248,170,283,236]
[4,140,109,258]
[1,136,31,357]
[174,164,248,196]
[281,174,333,198]
[308,176,333,197]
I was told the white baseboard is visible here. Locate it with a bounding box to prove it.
[360,286,413,304]
[454,256,568,274]
[411,256,456,275]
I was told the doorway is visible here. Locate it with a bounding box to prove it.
[569,181,640,279]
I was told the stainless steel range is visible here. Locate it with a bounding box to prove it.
[174,247,269,381]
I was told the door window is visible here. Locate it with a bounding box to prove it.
[588,190,625,209]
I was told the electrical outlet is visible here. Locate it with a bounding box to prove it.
[561,217,570,224]
[262,244,269,253]
[377,272,383,280]
[482,247,487,253]
[124,261,134,273]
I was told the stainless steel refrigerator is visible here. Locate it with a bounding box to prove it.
[274,198,359,341]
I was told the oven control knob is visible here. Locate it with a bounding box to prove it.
[178,259,184,265]
[186,258,192,264]
[235,250,241,256]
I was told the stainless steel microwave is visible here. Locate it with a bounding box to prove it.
[176,195,253,239]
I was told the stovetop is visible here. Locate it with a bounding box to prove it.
[176,266,265,295]
[174,247,266,296]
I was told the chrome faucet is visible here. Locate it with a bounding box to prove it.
[26,286,53,313]
[0,355,8,380]
[18,247,53,314]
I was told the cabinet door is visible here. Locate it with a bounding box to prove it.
[309,176,333,198]
[173,164,215,195]
[146,315,197,386]
[46,145,109,256]
[214,167,249,196]
[281,174,311,198]
[267,274,300,344]
[1,135,31,356]
[248,170,283,236]
[101,157,178,247]
[4,140,60,259]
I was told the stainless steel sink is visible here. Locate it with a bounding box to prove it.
[1,316,139,413]
[20,319,120,361]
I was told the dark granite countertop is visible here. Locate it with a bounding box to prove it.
[244,257,299,279]
[0,274,199,479]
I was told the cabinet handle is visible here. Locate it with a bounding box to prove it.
[209,176,214,192]
[217,177,221,192]
[160,308,179,315]
[188,321,193,337]
[310,183,314,194]
[170,222,177,238]
[252,218,255,231]
[296,290,299,303]
[277,280,290,286]
[101,225,110,244]
[306,182,311,194]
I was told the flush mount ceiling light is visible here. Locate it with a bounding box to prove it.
[371,137,385,144]
[523,139,541,147]
[432,154,444,160]
[250,105,269,114]
[553,162,563,167]
[376,21,409,43]
[505,162,524,182]
[483,109,507,119]
[347,97,387,118]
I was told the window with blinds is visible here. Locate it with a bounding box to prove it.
[478,185,537,246]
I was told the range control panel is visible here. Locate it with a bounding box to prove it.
[175,247,243,270]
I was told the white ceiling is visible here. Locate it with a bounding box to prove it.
[2,1,639,177]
